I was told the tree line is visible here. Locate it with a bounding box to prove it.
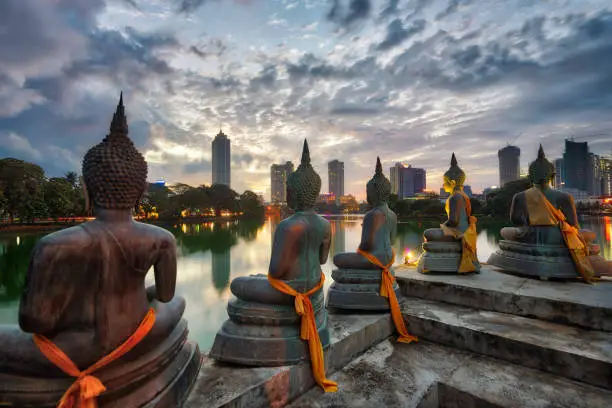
[0,158,264,223]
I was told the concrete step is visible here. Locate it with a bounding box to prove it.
[395,266,612,332]
[401,297,612,390]
[288,340,612,408]
[184,312,394,408]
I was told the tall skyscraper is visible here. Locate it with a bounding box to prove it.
[328,160,344,197]
[601,157,612,196]
[498,145,521,187]
[587,153,602,196]
[212,130,231,187]
[390,163,426,198]
[270,161,294,203]
[563,140,588,192]
[553,158,565,188]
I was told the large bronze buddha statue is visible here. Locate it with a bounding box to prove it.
[328,157,401,310]
[210,140,337,392]
[0,94,201,407]
[488,145,610,281]
[417,153,480,274]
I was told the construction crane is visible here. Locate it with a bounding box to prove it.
[505,132,523,146]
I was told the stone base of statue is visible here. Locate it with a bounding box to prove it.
[0,320,202,408]
[417,241,481,274]
[326,268,401,311]
[209,275,331,366]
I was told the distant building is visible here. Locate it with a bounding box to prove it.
[270,161,294,203]
[212,130,231,187]
[559,188,590,201]
[153,178,166,187]
[390,163,426,199]
[328,160,344,198]
[498,145,521,187]
[563,140,589,193]
[601,157,612,196]
[464,185,473,197]
[553,158,565,188]
[483,186,499,201]
[317,193,336,204]
[587,153,602,196]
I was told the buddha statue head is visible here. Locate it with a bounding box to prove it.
[366,157,391,206]
[528,145,555,187]
[286,139,321,211]
[82,92,148,211]
[443,153,466,194]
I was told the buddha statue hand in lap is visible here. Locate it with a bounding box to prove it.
[210,140,337,392]
[0,93,201,408]
[417,153,480,274]
[488,144,609,281]
[328,157,402,311]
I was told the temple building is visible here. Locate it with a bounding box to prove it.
[270,161,294,203]
[498,145,521,187]
[328,160,344,197]
[212,130,231,187]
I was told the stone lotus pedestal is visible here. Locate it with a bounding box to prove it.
[209,275,331,366]
[417,240,481,274]
[0,320,202,408]
[326,268,401,311]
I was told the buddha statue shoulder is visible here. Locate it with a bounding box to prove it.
[0,94,200,407]
[418,153,480,273]
[334,157,396,270]
[210,140,334,375]
[490,145,606,281]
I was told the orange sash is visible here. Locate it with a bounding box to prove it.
[357,248,418,344]
[33,308,156,408]
[441,190,479,273]
[525,188,596,283]
[267,273,338,393]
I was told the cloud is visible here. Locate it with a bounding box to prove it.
[327,0,372,28]
[375,18,426,50]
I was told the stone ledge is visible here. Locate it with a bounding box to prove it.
[395,266,612,332]
[288,340,612,408]
[401,297,612,390]
[184,313,394,408]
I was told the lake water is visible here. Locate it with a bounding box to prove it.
[0,215,610,351]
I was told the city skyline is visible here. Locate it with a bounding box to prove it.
[1,1,612,199]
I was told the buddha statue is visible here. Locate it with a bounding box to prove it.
[417,153,480,274]
[210,140,337,392]
[0,93,201,407]
[328,157,401,310]
[488,145,610,281]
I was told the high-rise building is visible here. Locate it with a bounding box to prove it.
[563,140,589,193]
[390,163,426,199]
[498,145,521,187]
[328,160,344,197]
[553,158,565,188]
[587,153,602,196]
[212,130,231,187]
[601,157,612,196]
[270,161,294,203]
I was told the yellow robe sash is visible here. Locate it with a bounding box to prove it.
[524,187,596,283]
[267,273,338,392]
[441,190,479,273]
[357,248,418,344]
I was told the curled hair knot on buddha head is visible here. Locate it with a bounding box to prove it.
[528,144,555,186]
[82,92,148,210]
[286,139,321,211]
[366,157,391,206]
[444,153,466,188]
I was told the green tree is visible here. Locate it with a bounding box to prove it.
[0,158,47,222]
[45,178,75,219]
[484,178,531,218]
[239,190,265,218]
[209,183,239,217]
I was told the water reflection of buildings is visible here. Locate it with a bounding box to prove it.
[330,220,346,256]
[212,248,231,294]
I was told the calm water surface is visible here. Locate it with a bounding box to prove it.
[0,215,610,351]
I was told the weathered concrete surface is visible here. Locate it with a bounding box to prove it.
[184,313,394,408]
[396,266,612,332]
[289,340,612,408]
[401,297,612,390]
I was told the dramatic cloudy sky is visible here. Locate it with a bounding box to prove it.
[1,0,612,198]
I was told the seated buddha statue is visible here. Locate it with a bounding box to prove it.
[328,157,401,311]
[488,145,609,281]
[210,140,337,392]
[417,154,480,274]
[0,94,201,407]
